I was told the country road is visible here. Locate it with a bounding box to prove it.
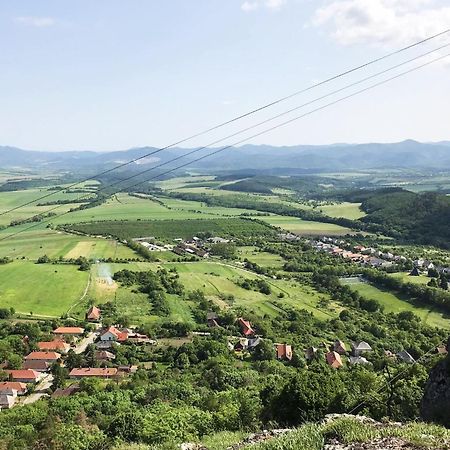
[22,374,54,405]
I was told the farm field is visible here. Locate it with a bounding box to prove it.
[319,202,365,220]
[237,246,285,268]
[390,272,431,285]
[0,228,135,261]
[0,261,89,317]
[0,188,94,226]
[65,218,276,241]
[49,193,265,225]
[87,260,339,323]
[341,278,450,329]
[259,214,355,236]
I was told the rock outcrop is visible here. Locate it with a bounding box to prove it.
[421,338,450,426]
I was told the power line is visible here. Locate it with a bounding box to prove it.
[0,51,448,244]
[347,340,445,416]
[1,28,449,217]
[81,43,450,194]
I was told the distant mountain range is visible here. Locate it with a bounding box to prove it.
[1,140,449,174]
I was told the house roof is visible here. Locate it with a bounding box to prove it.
[6,369,40,380]
[238,318,254,336]
[23,360,50,370]
[0,382,27,394]
[94,351,115,360]
[351,341,372,351]
[333,340,347,353]
[276,343,293,360]
[326,351,343,368]
[54,327,84,335]
[38,340,69,351]
[102,326,128,341]
[0,394,16,408]
[87,306,101,320]
[349,356,370,365]
[69,368,118,377]
[25,351,60,361]
[397,350,415,364]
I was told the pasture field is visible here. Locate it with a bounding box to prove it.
[0,261,89,317]
[50,193,263,224]
[0,188,95,226]
[341,278,450,329]
[88,260,338,322]
[259,214,355,236]
[0,228,135,261]
[319,202,365,220]
[237,246,285,268]
[389,272,431,285]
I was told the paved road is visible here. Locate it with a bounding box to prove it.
[74,331,98,354]
[22,374,54,405]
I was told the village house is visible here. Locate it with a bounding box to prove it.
[237,318,255,336]
[397,350,415,364]
[94,351,116,362]
[38,340,70,353]
[23,360,50,372]
[333,340,347,355]
[326,351,343,369]
[304,346,318,361]
[348,356,370,366]
[69,368,118,379]
[100,326,128,342]
[25,351,61,364]
[0,393,16,409]
[6,369,42,383]
[86,305,101,322]
[0,382,27,396]
[52,384,80,399]
[206,312,219,328]
[234,338,249,352]
[248,337,262,350]
[276,343,293,361]
[351,341,372,356]
[53,327,84,337]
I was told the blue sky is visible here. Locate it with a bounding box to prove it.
[1,0,449,151]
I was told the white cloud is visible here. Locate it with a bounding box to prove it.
[312,0,450,46]
[241,0,287,12]
[14,16,56,27]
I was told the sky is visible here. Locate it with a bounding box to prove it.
[1,0,450,152]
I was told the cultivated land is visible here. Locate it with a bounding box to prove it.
[259,214,354,236]
[0,260,89,317]
[341,278,450,329]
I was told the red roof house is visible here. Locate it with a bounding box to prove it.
[237,318,254,336]
[100,326,128,342]
[23,360,50,372]
[6,370,41,383]
[25,351,61,362]
[38,340,70,353]
[86,306,101,321]
[0,382,27,395]
[326,351,343,369]
[53,327,84,336]
[276,344,293,361]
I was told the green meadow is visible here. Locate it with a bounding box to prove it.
[0,261,89,317]
[341,278,450,329]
